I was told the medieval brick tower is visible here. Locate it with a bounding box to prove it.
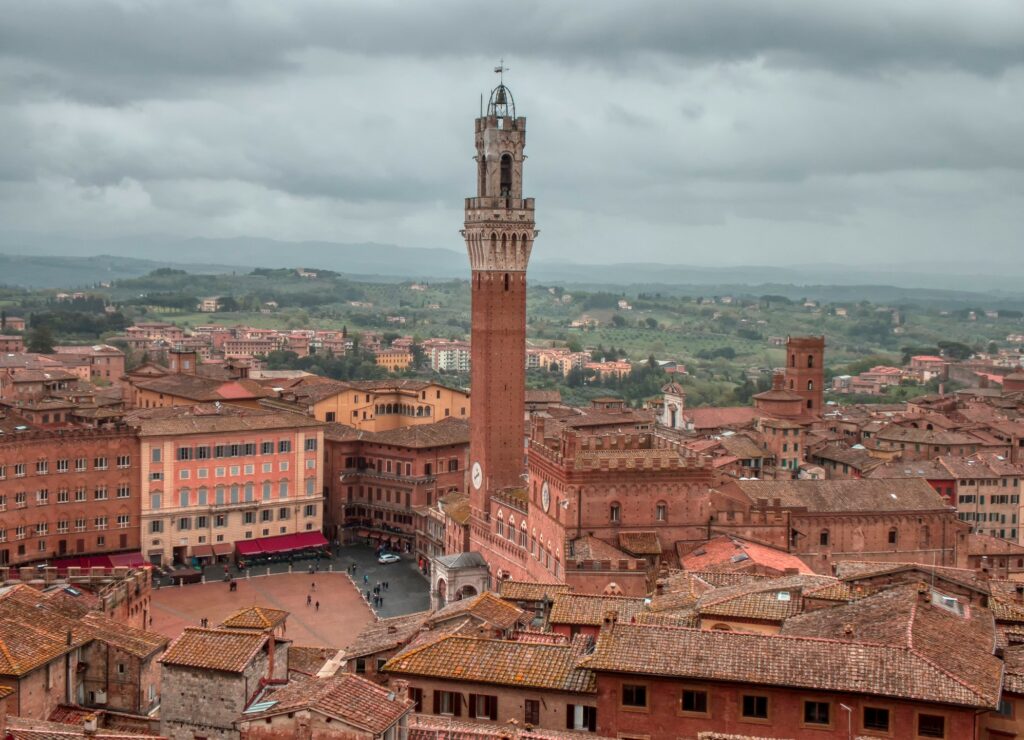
[464,78,537,535]
[784,336,825,416]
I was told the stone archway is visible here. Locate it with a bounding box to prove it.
[455,584,478,601]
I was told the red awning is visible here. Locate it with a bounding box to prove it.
[356,529,369,538]
[259,531,329,554]
[235,531,328,556]
[235,540,262,556]
[53,555,112,570]
[108,551,146,568]
[191,545,214,558]
[212,542,234,556]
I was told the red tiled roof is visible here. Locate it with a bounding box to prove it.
[617,531,662,556]
[242,674,411,734]
[587,611,1000,709]
[429,592,525,631]
[160,628,271,673]
[726,478,950,513]
[680,535,814,576]
[549,593,647,627]
[686,406,758,430]
[384,635,596,693]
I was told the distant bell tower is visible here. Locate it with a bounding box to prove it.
[463,68,537,526]
[784,336,825,416]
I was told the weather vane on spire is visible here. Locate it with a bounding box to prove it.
[494,59,509,84]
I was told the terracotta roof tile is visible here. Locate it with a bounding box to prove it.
[680,535,814,576]
[343,611,432,660]
[617,531,662,556]
[5,717,164,739]
[218,606,289,631]
[126,403,322,436]
[429,592,526,631]
[409,715,610,740]
[287,646,338,677]
[549,593,647,627]
[384,635,596,693]
[242,673,411,733]
[565,535,632,563]
[695,575,837,622]
[587,611,1000,709]
[498,580,573,602]
[728,477,950,513]
[130,374,270,403]
[780,584,1002,707]
[160,627,270,673]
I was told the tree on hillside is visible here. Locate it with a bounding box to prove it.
[26,325,55,353]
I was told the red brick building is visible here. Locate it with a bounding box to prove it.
[323,417,469,556]
[0,424,141,567]
[712,478,967,572]
[586,584,1001,739]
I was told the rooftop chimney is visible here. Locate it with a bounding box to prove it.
[601,610,619,630]
[266,632,276,680]
[842,623,855,637]
[83,714,98,735]
[771,372,785,391]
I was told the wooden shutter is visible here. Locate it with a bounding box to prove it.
[566,704,575,730]
[587,706,597,732]
[432,691,440,714]
[489,695,498,721]
[453,692,462,717]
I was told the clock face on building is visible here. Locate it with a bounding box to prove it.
[541,481,551,513]
[471,462,483,490]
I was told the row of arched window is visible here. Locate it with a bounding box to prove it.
[375,404,430,417]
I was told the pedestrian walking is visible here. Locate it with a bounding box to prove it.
[311,581,316,591]
[379,595,384,607]
[315,601,320,612]
[363,574,368,584]
[307,594,312,607]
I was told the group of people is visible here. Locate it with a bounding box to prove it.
[366,579,389,608]
[306,592,320,611]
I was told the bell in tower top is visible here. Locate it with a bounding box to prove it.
[487,60,515,119]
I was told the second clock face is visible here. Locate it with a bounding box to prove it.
[541,481,551,512]
[471,462,483,490]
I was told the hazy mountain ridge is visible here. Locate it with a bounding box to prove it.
[0,231,1018,294]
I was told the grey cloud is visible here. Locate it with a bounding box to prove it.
[0,1,1021,268]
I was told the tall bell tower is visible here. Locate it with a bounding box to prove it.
[463,73,537,528]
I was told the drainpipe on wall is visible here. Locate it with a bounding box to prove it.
[65,629,74,704]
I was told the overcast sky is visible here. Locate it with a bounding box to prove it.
[1,0,1022,266]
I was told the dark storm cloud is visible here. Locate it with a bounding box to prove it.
[0,0,1021,266]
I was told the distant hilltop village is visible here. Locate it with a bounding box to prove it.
[0,78,1024,740]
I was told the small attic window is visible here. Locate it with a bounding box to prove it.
[776,591,791,601]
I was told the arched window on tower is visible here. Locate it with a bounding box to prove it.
[807,380,814,391]
[791,354,796,368]
[500,154,513,196]
[807,354,815,369]
[504,273,510,291]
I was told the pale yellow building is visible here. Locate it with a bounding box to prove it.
[262,377,470,432]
